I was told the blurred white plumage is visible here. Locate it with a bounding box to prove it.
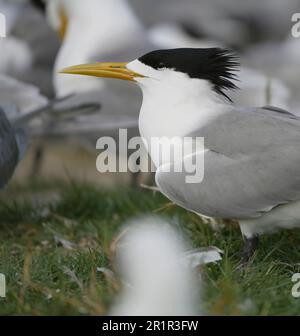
[110,218,200,316]
[111,217,222,316]
[46,0,151,96]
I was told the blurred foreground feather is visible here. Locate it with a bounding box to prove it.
[110,217,222,316]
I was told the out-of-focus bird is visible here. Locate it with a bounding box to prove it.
[46,0,151,96]
[246,36,300,113]
[131,0,299,48]
[62,47,300,263]
[0,74,100,175]
[110,217,222,316]
[41,0,156,185]
[0,107,25,189]
[231,68,291,110]
[0,74,54,188]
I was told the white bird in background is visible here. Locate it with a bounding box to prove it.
[41,0,155,137]
[110,217,222,316]
[40,0,156,185]
[62,47,300,263]
[46,0,151,96]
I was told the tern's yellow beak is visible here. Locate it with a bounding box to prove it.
[60,62,144,81]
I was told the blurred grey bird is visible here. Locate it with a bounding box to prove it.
[62,47,300,264]
[0,73,100,181]
[0,107,24,189]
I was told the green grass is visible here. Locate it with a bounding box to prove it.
[0,180,299,315]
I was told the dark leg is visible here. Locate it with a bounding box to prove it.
[243,235,259,262]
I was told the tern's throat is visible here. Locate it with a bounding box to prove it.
[138,77,229,142]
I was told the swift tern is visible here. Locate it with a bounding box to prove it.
[62,47,300,262]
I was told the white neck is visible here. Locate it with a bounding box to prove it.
[139,78,228,142]
[140,79,229,167]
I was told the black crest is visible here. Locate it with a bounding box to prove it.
[139,48,239,101]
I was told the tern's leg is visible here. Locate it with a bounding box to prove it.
[242,235,259,262]
[238,221,260,268]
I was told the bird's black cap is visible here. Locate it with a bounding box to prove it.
[139,48,239,101]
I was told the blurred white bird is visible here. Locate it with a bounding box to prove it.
[45,0,152,96]
[40,0,157,185]
[110,217,222,316]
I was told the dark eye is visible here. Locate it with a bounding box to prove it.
[158,62,165,68]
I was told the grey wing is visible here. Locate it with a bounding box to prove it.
[156,108,300,219]
[156,146,300,219]
[0,109,20,189]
